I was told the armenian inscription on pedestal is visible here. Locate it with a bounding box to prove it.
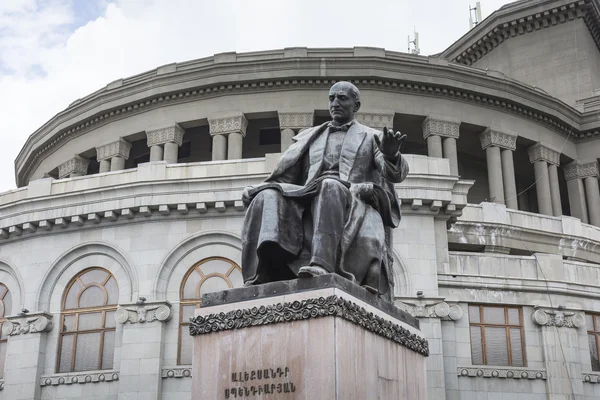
[225,367,296,398]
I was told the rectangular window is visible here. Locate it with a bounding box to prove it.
[587,314,600,371]
[469,305,525,367]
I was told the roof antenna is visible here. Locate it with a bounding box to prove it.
[469,2,483,29]
[408,27,420,55]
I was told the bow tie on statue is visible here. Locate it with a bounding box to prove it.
[327,121,354,132]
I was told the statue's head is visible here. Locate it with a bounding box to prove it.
[328,81,361,125]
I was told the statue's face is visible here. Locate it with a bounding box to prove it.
[328,86,359,124]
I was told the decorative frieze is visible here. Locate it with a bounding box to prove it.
[208,115,248,136]
[356,112,394,131]
[583,372,600,384]
[162,367,192,379]
[479,128,517,151]
[40,371,119,386]
[527,143,560,165]
[564,161,600,181]
[146,123,185,146]
[96,138,132,161]
[2,312,53,336]
[457,366,546,380]
[422,117,460,139]
[58,155,89,179]
[115,301,172,324]
[396,301,463,321]
[532,308,585,328]
[190,295,430,356]
[278,112,313,130]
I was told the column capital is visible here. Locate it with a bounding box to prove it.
[3,312,53,336]
[96,138,132,161]
[396,301,463,321]
[115,300,172,324]
[58,155,89,179]
[208,115,248,137]
[564,161,600,180]
[146,123,185,146]
[527,143,560,165]
[479,128,517,151]
[278,112,314,130]
[532,308,584,329]
[422,116,460,139]
[356,112,394,131]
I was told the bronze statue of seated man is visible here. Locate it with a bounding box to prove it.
[241,81,408,299]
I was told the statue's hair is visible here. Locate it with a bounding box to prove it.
[330,81,361,103]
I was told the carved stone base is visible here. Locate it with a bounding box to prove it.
[190,275,428,399]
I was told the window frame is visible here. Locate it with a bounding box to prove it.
[587,314,600,371]
[468,304,527,367]
[0,283,11,379]
[56,267,119,373]
[178,257,241,365]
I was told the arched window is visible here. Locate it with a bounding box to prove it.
[0,284,12,379]
[58,268,118,373]
[179,257,242,365]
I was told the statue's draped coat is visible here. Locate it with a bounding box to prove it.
[242,121,409,296]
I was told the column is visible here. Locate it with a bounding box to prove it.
[58,155,89,179]
[146,124,185,164]
[548,164,562,217]
[278,112,314,152]
[422,116,460,173]
[2,313,53,400]
[568,161,600,226]
[479,128,517,205]
[115,301,172,400]
[528,143,561,216]
[96,138,132,172]
[564,162,590,224]
[208,114,248,160]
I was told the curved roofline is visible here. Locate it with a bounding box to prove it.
[14,46,600,187]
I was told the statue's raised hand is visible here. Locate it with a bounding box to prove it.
[374,127,407,159]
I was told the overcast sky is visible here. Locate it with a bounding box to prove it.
[0,0,512,192]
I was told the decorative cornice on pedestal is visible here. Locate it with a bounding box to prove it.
[422,116,460,139]
[457,366,546,380]
[115,301,172,324]
[96,138,132,161]
[162,366,192,379]
[479,128,517,151]
[3,312,53,336]
[40,371,119,386]
[146,123,185,146]
[532,308,585,328]
[278,112,314,130]
[208,115,248,136]
[527,143,560,165]
[395,301,463,321]
[58,155,89,179]
[564,161,600,181]
[356,112,395,131]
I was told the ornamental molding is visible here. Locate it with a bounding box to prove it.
[3,312,53,336]
[96,138,132,161]
[479,128,517,151]
[146,124,185,146]
[278,112,314,130]
[115,301,172,324]
[208,115,248,136]
[564,161,600,180]
[395,301,463,321]
[356,112,394,131]
[162,366,192,379]
[583,372,600,384]
[40,371,119,386]
[527,143,560,165]
[422,116,460,139]
[532,308,585,328]
[58,155,89,179]
[190,295,429,356]
[450,2,594,67]
[457,366,546,380]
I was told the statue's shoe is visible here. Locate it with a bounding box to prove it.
[298,265,328,278]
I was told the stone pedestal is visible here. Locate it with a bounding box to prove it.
[190,275,429,400]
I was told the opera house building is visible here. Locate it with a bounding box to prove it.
[0,0,600,398]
